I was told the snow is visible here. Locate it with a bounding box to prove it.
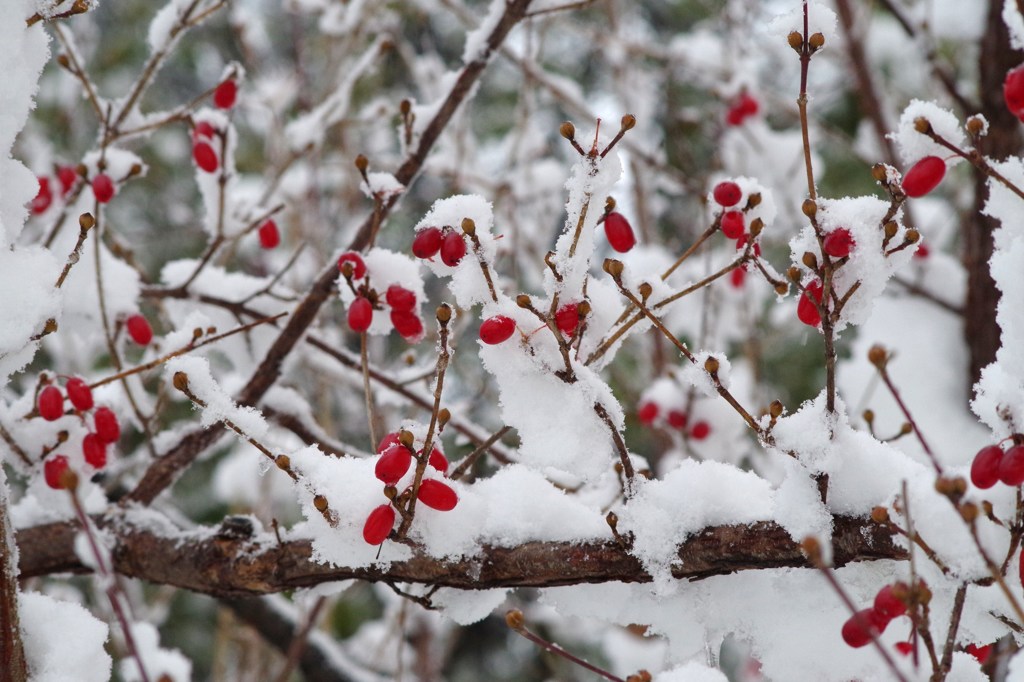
[655,662,728,682]
[890,100,967,167]
[165,355,269,438]
[19,591,111,682]
[118,622,192,682]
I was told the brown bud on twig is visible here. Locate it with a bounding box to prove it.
[800,536,823,565]
[899,423,912,436]
[747,193,762,209]
[559,121,576,140]
[787,31,803,51]
[57,54,71,69]
[871,164,889,183]
[769,400,784,419]
[638,282,653,302]
[461,218,476,236]
[577,301,592,317]
[774,282,789,295]
[313,495,328,512]
[516,294,532,309]
[913,117,932,134]
[867,345,888,368]
[437,408,451,427]
[59,468,79,492]
[603,258,624,279]
[870,506,889,524]
[436,303,452,324]
[606,511,618,530]
[802,252,818,271]
[620,114,636,131]
[172,372,189,392]
[808,32,825,50]
[275,455,291,471]
[883,221,899,240]
[399,430,415,448]
[704,356,720,375]
[863,409,875,424]
[56,431,69,444]
[505,609,525,630]
[383,485,398,501]
[400,99,411,115]
[960,501,979,523]
[905,228,920,244]
[786,266,802,283]
[801,199,817,217]
[966,115,986,137]
[354,154,369,172]
[79,213,95,231]
[749,218,764,237]
[604,196,617,213]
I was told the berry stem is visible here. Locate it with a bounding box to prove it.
[938,584,968,678]
[919,127,1024,201]
[797,0,818,200]
[54,212,95,288]
[505,610,626,682]
[360,331,379,450]
[449,425,513,481]
[869,347,943,476]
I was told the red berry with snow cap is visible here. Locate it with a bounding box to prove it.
[66,377,94,411]
[712,181,742,207]
[57,166,78,195]
[378,431,400,453]
[667,410,688,430]
[348,296,373,332]
[31,177,52,214]
[38,386,64,421]
[873,584,907,619]
[555,304,580,336]
[902,156,946,198]
[440,230,467,266]
[603,212,636,253]
[823,228,855,258]
[690,421,711,440]
[637,401,658,425]
[258,220,280,249]
[363,504,396,545]
[479,315,516,344]
[193,121,217,140]
[94,407,120,443]
[126,314,153,345]
[337,252,367,279]
[412,227,443,259]
[971,445,1004,489]
[427,447,449,474]
[92,174,115,203]
[418,479,458,511]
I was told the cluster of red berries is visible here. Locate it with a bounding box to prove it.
[713,181,762,289]
[902,156,947,198]
[969,439,1024,489]
[636,400,711,440]
[31,166,79,214]
[725,92,759,127]
[412,226,467,266]
[603,212,636,253]
[362,431,457,545]
[125,313,154,346]
[38,378,122,489]
[339,252,424,342]
[840,582,908,648]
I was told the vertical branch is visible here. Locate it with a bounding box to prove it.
[0,468,28,682]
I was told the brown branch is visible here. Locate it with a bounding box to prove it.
[17,514,904,598]
[1,475,28,682]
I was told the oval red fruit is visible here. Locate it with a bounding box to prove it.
[895,642,913,656]
[667,410,688,430]
[348,297,373,333]
[44,455,71,490]
[94,407,120,443]
[720,211,745,239]
[192,142,219,173]
[729,266,747,288]
[797,281,823,327]
[1005,64,1024,116]
[841,608,887,649]
[427,447,449,474]
[213,79,238,109]
[637,401,658,425]
[412,227,443,259]
[603,212,636,253]
[971,445,1004,489]
[362,504,396,545]
[1000,444,1024,486]
[82,433,107,469]
[66,377,94,411]
[902,156,946,198]
[375,444,412,484]
[712,181,742,207]
[690,421,711,440]
[966,643,992,665]
[873,584,907,619]
[555,304,579,336]
[38,386,64,421]
[479,315,516,344]
[823,228,855,259]
[193,121,217,140]
[378,431,401,453]
[57,166,78,195]
[31,177,53,214]
[390,310,424,341]
[337,251,367,279]
[258,220,280,249]
[92,174,115,203]
[386,285,416,312]
[126,314,153,345]
[418,479,458,511]
[440,231,467,267]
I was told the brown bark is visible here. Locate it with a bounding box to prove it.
[16,514,904,598]
[966,1,1022,385]
[0,484,27,682]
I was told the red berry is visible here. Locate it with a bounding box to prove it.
[727,93,759,124]
[57,166,78,195]
[667,410,688,430]
[65,377,94,411]
[734,234,762,256]
[637,401,659,425]
[966,643,992,665]
[94,407,120,443]
[193,121,217,140]
[412,227,443,259]
[337,252,367,279]
[362,504,396,545]
[126,314,153,345]
[725,106,745,126]
[440,231,467,266]
[603,212,636,253]
[902,156,946,198]
[31,177,52,214]
[258,220,280,249]
[479,315,516,344]
[92,174,115,203]
[797,281,823,327]
[971,445,1004,489]
[192,142,219,173]
[555,304,580,336]
[690,421,711,440]
[377,432,401,453]
[348,296,373,333]
[417,479,458,511]
[894,642,914,656]
[823,228,855,259]
[375,444,412,484]
[213,79,238,109]
[1005,64,1024,116]
[427,447,449,474]
[873,584,907,619]
[390,310,424,341]
[720,211,745,239]
[712,181,742,207]
[386,285,417,312]
[38,386,64,421]
[729,266,747,288]
[914,243,930,259]
[999,444,1024,486]
[738,93,759,117]
[841,608,888,648]
[82,433,107,469]
[43,455,71,490]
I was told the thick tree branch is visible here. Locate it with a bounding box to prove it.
[17,514,904,598]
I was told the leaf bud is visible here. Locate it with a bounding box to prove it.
[313,495,328,512]
[802,252,818,270]
[79,212,95,230]
[559,121,575,140]
[913,117,932,134]
[354,154,369,172]
[769,399,784,419]
[436,303,452,324]
[461,217,476,236]
[704,356,720,375]
[172,371,189,392]
[505,609,525,630]
[620,114,636,131]
[787,31,803,51]
[747,192,762,208]
[275,454,291,471]
[749,218,764,237]
[905,228,920,244]
[801,199,817,217]
[516,294,532,309]
[867,345,888,368]
[603,258,624,279]
[808,32,825,49]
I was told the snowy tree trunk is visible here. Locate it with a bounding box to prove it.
[0,468,27,682]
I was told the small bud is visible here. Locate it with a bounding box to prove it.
[867,345,888,368]
[953,477,967,496]
[899,422,913,435]
[934,476,958,496]
[606,511,618,529]
[801,199,817,217]
[747,193,762,208]
[603,258,624,279]
[604,196,617,212]
[57,54,71,68]
[192,328,203,341]
[577,301,591,317]
[870,506,889,523]
[913,117,932,134]
[620,114,636,131]
[275,454,291,471]
[172,371,189,392]
[79,213,95,230]
[56,431,69,444]
[769,400,784,419]
[399,430,415,448]
[354,154,369,172]
[786,266,802,283]
[808,32,825,49]
[559,121,576,140]
[339,262,354,278]
[59,467,79,491]
[915,580,933,605]
[437,408,451,427]
[863,409,875,424]
[966,115,986,136]
[461,217,476,236]
[313,495,328,512]
[960,501,979,523]
[400,99,411,115]
[704,356,720,375]
[905,228,920,244]
[774,282,789,295]
[800,536,822,564]
[787,31,803,51]
[516,294,532,309]
[436,304,452,324]
[129,163,142,177]
[383,485,398,500]
[802,252,818,270]
[505,609,525,630]
[638,282,653,301]
[884,221,899,240]
[871,164,889,183]
[749,218,764,237]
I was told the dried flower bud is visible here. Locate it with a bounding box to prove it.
[620,114,636,131]
[638,282,653,301]
[800,536,822,564]
[905,228,920,244]
[505,609,525,630]
[749,218,764,237]
[704,356,720,374]
[461,217,476,236]
[605,196,617,212]
[769,400,784,419]
[57,54,71,68]
[786,266,802,282]
[399,430,415,448]
[787,31,803,51]
[79,212,95,230]
[960,501,979,523]
[802,252,818,270]
[275,454,291,471]
[747,193,762,208]
[516,294,532,309]
[867,345,888,368]
[606,511,618,529]
[354,154,369,172]
[172,371,189,392]
[913,117,932,134]
[966,115,986,136]
[577,301,592,317]
[863,409,875,424]
[871,164,889,182]
[437,408,451,427]
[884,221,899,240]
[313,495,328,512]
[801,199,817,217]
[559,121,575,140]
[808,32,825,49]
[870,506,889,523]
[400,99,411,115]
[603,258,624,278]
[774,282,789,295]
[436,303,452,324]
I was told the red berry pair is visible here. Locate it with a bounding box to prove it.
[411,226,466,266]
[841,583,908,648]
[603,212,636,253]
[725,93,759,126]
[970,442,1024,488]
